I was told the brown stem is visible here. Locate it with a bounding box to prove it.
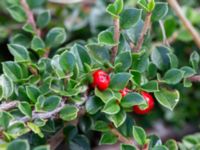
[47,107,86,150]
[110,127,139,150]
[43,48,50,58]
[187,75,200,82]
[134,12,152,52]
[0,101,18,111]
[20,0,41,36]
[167,0,200,49]
[29,66,38,75]
[111,17,120,64]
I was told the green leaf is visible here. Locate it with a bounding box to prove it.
[86,44,110,65]
[141,81,159,92]
[95,88,114,103]
[93,121,109,132]
[148,0,155,12]
[132,126,146,145]
[27,0,46,8]
[132,51,149,73]
[7,122,30,138]
[163,68,184,85]
[177,29,193,42]
[33,145,50,150]
[147,63,157,78]
[59,50,76,74]
[148,134,162,149]
[181,66,196,78]
[115,51,132,72]
[60,105,78,121]
[99,132,118,145]
[183,78,192,88]
[131,70,141,86]
[168,53,179,68]
[70,44,91,72]
[43,96,61,111]
[121,92,146,108]
[106,0,124,17]
[22,23,34,34]
[85,96,104,114]
[36,10,51,28]
[0,111,13,129]
[120,8,142,29]
[137,0,148,12]
[7,5,26,22]
[2,61,22,82]
[68,135,90,150]
[190,51,200,71]
[108,109,126,128]
[0,75,14,100]
[110,73,132,90]
[26,85,41,103]
[8,44,30,63]
[51,55,66,79]
[151,46,171,71]
[63,125,78,140]
[11,33,31,48]
[120,144,137,150]
[165,139,178,150]
[152,2,168,21]
[7,140,30,150]
[45,27,67,48]
[27,122,44,138]
[98,28,116,46]
[18,102,32,118]
[102,100,120,115]
[154,87,180,111]
[31,36,45,55]
[152,145,168,150]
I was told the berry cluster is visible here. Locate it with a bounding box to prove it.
[92,70,155,114]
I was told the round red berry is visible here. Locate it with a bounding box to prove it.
[119,88,131,97]
[133,91,154,115]
[92,70,110,91]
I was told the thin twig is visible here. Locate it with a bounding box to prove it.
[110,127,139,150]
[47,108,86,150]
[111,17,120,64]
[167,0,200,49]
[0,101,18,111]
[153,32,178,46]
[159,20,170,46]
[20,0,41,36]
[134,12,152,52]
[187,75,200,82]
[11,102,66,125]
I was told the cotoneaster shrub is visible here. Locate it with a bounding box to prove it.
[0,0,200,150]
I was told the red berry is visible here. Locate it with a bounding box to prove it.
[133,91,154,115]
[92,70,110,91]
[119,88,131,97]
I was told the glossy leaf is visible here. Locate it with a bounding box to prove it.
[110,73,132,90]
[120,8,142,29]
[85,96,104,114]
[99,132,118,145]
[163,68,184,85]
[60,105,78,121]
[36,10,51,28]
[121,92,146,108]
[132,126,146,145]
[18,101,32,118]
[106,0,124,17]
[154,87,180,111]
[8,44,30,63]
